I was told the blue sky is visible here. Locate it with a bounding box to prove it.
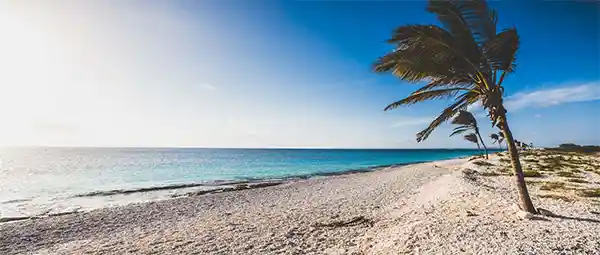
[0,0,598,148]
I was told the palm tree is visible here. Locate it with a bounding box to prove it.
[464,133,481,153]
[463,133,483,156]
[498,132,506,150]
[449,110,488,158]
[490,133,500,148]
[373,0,536,212]
[490,132,507,150]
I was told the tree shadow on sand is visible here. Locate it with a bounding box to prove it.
[536,208,600,224]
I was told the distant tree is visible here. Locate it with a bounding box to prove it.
[515,140,530,150]
[449,110,488,158]
[490,133,499,146]
[559,143,579,149]
[555,143,600,153]
[464,133,483,156]
[490,132,505,150]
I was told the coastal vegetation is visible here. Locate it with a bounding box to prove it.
[463,133,483,157]
[373,0,537,212]
[472,148,600,203]
[450,110,488,158]
[490,132,505,150]
[550,143,600,154]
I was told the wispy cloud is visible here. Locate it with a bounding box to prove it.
[391,116,432,127]
[390,82,599,129]
[199,83,217,91]
[505,82,600,111]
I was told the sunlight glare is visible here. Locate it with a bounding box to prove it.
[0,10,74,146]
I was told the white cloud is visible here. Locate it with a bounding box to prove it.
[465,102,489,118]
[391,116,433,127]
[505,82,600,111]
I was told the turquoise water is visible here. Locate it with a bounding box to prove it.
[0,147,484,217]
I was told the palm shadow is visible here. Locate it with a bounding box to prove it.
[538,208,600,224]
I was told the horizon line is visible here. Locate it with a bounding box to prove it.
[0,145,504,150]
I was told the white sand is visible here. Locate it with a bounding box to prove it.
[1,155,599,254]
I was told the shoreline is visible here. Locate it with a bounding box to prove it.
[2,151,600,254]
[74,161,426,198]
[0,158,460,254]
[0,159,443,223]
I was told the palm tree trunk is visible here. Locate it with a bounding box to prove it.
[475,131,488,159]
[475,141,482,157]
[499,115,536,213]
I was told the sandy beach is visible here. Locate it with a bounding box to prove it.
[2,151,600,254]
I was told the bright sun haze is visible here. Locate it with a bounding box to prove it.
[0,1,598,148]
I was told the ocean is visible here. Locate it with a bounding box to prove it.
[0,147,484,218]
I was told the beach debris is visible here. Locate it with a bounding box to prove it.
[0,216,34,223]
[175,181,284,198]
[499,231,509,238]
[465,210,477,217]
[48,211,80,217]
[312,216,374,228]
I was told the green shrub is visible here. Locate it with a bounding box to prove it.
[540,182,566,191]
[523,170,542,178]
[556,171,577,177]
[567,178,589,184]
[479,171,502,176]
[538,194,573,202]
[472,161,494,167]
[578,188,600,197]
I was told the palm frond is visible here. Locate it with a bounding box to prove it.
[416,91,478,142]
[383,88,465,111]
[373,25,477,84]
[497,131,505,143]
[490,133,499,144]
[464,133,479,144]
[426,0,488,74]
[450,110,477,126]
[459,0,498,45]
[484,28,519,73]
[449,126,470,137]
[413,77,475,94]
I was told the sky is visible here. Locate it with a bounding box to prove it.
[0,0,598,148]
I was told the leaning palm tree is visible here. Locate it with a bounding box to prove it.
[449,110,488,158]
[463,133,482,155]
[498,132,506,150]
[490,133,500,148]
[373,0,536,212]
